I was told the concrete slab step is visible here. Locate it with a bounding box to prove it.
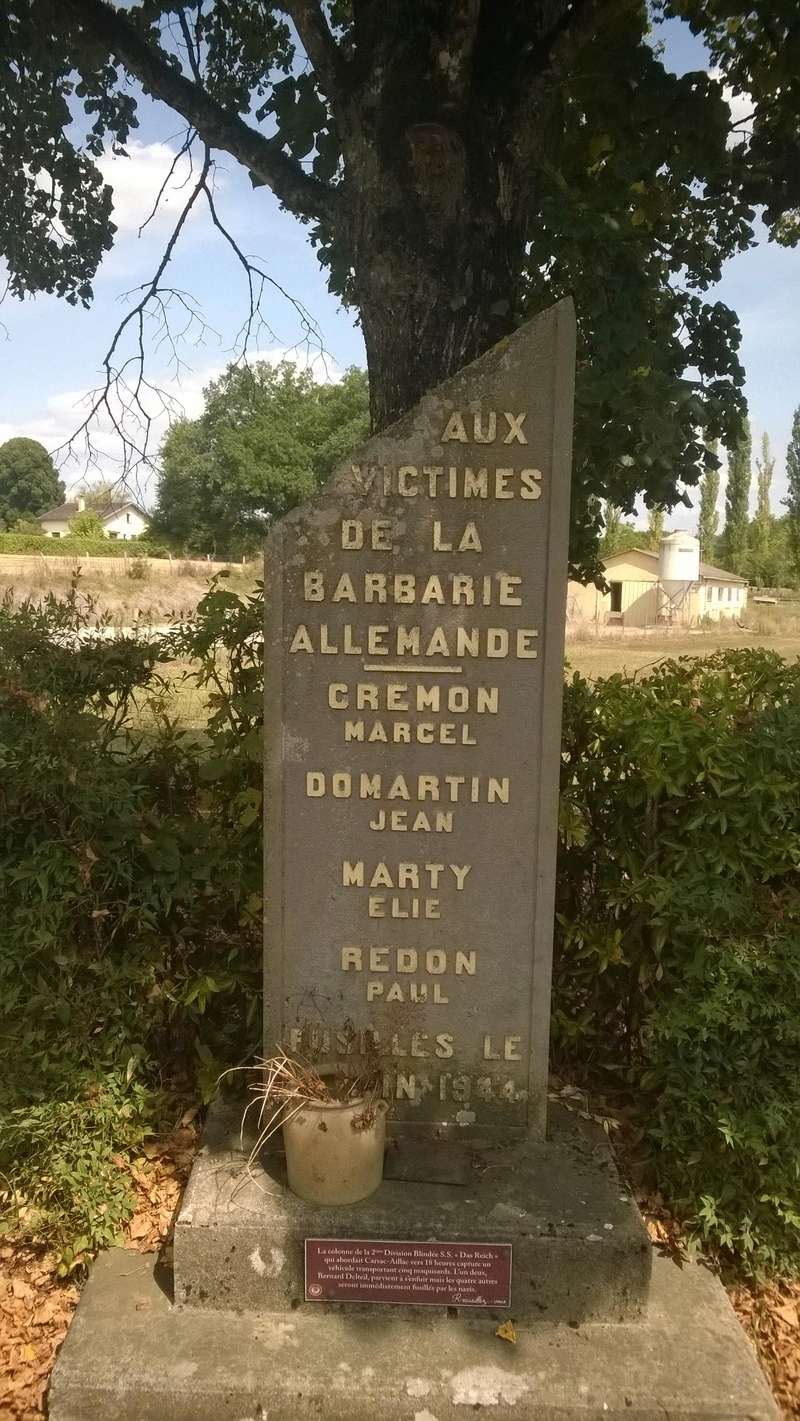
[49,1249,777,1421]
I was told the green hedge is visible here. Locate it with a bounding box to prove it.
[555,648,800,1274]
[0,580,262,1270]
[0,532,171,557]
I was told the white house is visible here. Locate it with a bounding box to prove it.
[567,534,748,631]
[38,495,149,541]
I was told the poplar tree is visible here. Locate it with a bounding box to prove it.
[753,432,775,560]
[724,421,752,575]
[697,440,720,563]
[785,408,800,585]
[646,506,665,550]
[601,503,623,554]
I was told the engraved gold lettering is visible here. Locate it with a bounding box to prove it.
[441,412,468,442]
[520,468,542,498]
[503,412,528,443]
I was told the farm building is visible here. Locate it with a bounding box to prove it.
[38,495,149,541]
[567,533,748,632]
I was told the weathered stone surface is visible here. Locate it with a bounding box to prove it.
[263,301,575,1134]
[49,1248,777,1421]
[172,1098,650,1324]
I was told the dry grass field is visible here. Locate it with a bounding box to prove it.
[566,603,800,679]
[0,555,258,629]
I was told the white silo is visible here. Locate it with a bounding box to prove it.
[659,531,700,583]
[658,532,700,625]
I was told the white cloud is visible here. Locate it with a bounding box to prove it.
[709,68,753,144]
[0,346,343,506]
[97,140,210,238]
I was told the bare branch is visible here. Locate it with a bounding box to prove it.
[201,174,325,365]
[61,0,339,223]
[138,126,196,237]
[54,139,332,494]
[54,147,215,482]
[177,6,204,87]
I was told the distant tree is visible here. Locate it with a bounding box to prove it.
[645,505,664,551]
[697,440,721,562]
[150,362,370,556]
[758,515,798,590]
[0,437,64,529]
[11,517,46,536]
[74,480,119,512]
[69,509,105,538]
[724,421,752,575]
[749,432,775,580]
[600,502,641,558]
[785,407,800,584]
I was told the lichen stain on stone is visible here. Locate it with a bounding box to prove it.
[282,730,311,761]
[249,1246,267,1276]
[251,1319,298,1351]
[169,1360,199,1380]
[450,1365,529,1407]
[266,1247,286,1277]
[406,1377,432,1397]
[490,1201,525,1220]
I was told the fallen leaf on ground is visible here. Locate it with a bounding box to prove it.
[495,1320,517,1344]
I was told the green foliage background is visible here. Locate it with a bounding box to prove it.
[150,362,370,557]
[556,649,800,1274]
[0,532,171,558]
[0,580,262,1271]
[0,437,64,530]
[1,583,799,1280]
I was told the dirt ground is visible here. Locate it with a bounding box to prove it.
[0,1120,199,1421]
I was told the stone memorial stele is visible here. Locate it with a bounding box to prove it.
[49,303,777,1421]
[263,297,574,1136]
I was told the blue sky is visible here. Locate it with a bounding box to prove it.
[1,15,798,530]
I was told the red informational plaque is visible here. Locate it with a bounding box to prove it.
[304,1238,512,1307]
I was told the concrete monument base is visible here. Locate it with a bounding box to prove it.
[49,1247,776,1420]
[172,1097,651,1324]
[49,1099,777,1419]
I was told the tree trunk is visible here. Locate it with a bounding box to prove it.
[356,211,524,433]
[339,34,529,432]
[349,139,526,432]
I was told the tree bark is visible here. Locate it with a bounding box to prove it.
[342,119,527,432]
[331,2,552,432]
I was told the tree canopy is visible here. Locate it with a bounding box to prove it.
[697,441,720,564]
[599,503,642,559]
[69,508,106,537]
[74,479,120,512]
[2,1,800,574]
[150,361,369,555]
[0,437,64,530]
[724,420,752,575]
[785,407,800,583]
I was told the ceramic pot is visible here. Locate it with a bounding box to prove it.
[282,1094,388,1205]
